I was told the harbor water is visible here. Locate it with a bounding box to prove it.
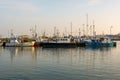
[0,41,120,80]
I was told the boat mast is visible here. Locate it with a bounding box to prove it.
[79,28,81,38]
[110,26,113,35]
[30,25,37,38]
[54,26,56,37]
[93,20,96,37]
[71,22,72,36]
[83,24,85,36]
[11,29,14,38]
[65,27,67,36]
[35,25,37,38]
[90,25,92,36]
[86,14,89,36]
[110,26,113,39]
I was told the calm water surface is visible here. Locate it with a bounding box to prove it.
[0,42,120,80]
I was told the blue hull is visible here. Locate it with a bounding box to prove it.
[84,40,114,47]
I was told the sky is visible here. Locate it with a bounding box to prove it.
[0,0,120,37]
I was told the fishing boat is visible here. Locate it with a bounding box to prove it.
[3,37,35,47]
[39,36,85,48]
[84,37,115,47]
[3,31,35,47]
[4,37,21,47]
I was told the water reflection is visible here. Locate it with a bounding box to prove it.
[4,47,113,65]
[38,47,113,75]
[4,47,38,63]
[0,43,120,80]
[0,47,3,56]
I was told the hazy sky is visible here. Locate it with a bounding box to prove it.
[0,0,120,37]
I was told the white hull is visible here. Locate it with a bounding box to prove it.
[5,42,35,47]
[21,42,35,47]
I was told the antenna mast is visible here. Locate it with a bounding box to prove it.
[93,20,95,36]
[71,22,72,36]
[54,26,56,37]
[86,14,89,36]
[79,28,81,37]
[83,24,85,36]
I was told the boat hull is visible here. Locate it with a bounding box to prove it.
[39,42,85,48]
[84,40,115,47]
[3,42,35,47]
[40,43,76,48]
